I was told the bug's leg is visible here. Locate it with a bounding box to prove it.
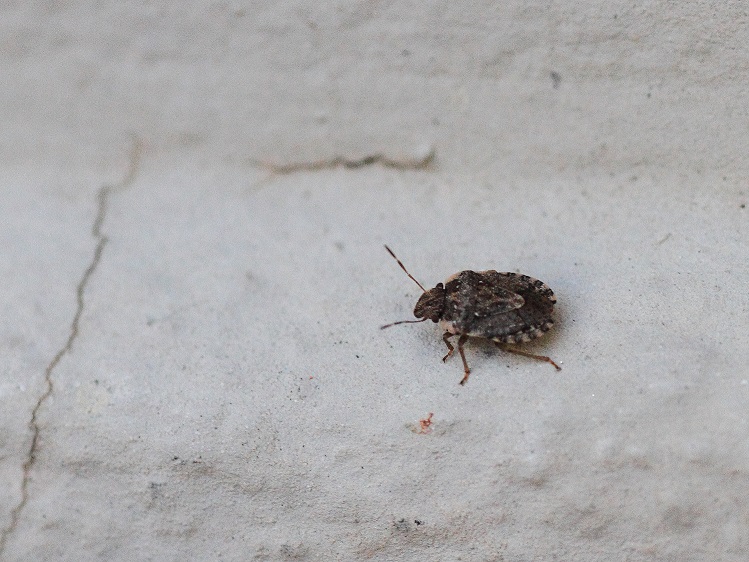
[457,334,471,385]
[442,332,455,362]
[495,342,561,371]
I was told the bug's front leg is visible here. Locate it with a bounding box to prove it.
[442,332,455,362]
[457,334,471,385]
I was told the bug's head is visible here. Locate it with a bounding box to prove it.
[414,283,445,323]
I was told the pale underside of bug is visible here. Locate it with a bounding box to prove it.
[382,246,560,385]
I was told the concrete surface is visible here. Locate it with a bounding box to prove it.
[2,2,749,561]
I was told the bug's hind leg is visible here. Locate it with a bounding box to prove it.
[457,334,471,385]
[495,342,561,371]
[442,332,455,362]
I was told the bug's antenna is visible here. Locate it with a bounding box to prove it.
[384,245,426,292]
[380,318,427,330]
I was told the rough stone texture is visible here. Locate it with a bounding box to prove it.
[2,2,749,561]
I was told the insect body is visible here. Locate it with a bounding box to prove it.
[382,245,560,385]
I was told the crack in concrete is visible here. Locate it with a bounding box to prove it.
[0,138,142,557]
[251,147,435,174]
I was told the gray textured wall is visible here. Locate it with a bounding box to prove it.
[3,2,749,176]
[2,2,748,561]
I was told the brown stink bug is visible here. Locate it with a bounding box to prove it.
[381,245,560,385]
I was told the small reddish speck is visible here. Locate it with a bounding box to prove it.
[418,413,434,434]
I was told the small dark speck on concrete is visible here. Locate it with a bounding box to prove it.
[414,519,423,526]
[550,71,561,89]
[394,519,410,532]
[402,49,411,56]
[647,92,652,98]
[741,204,746,209]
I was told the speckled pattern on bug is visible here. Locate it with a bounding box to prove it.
[382,246,560,385]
